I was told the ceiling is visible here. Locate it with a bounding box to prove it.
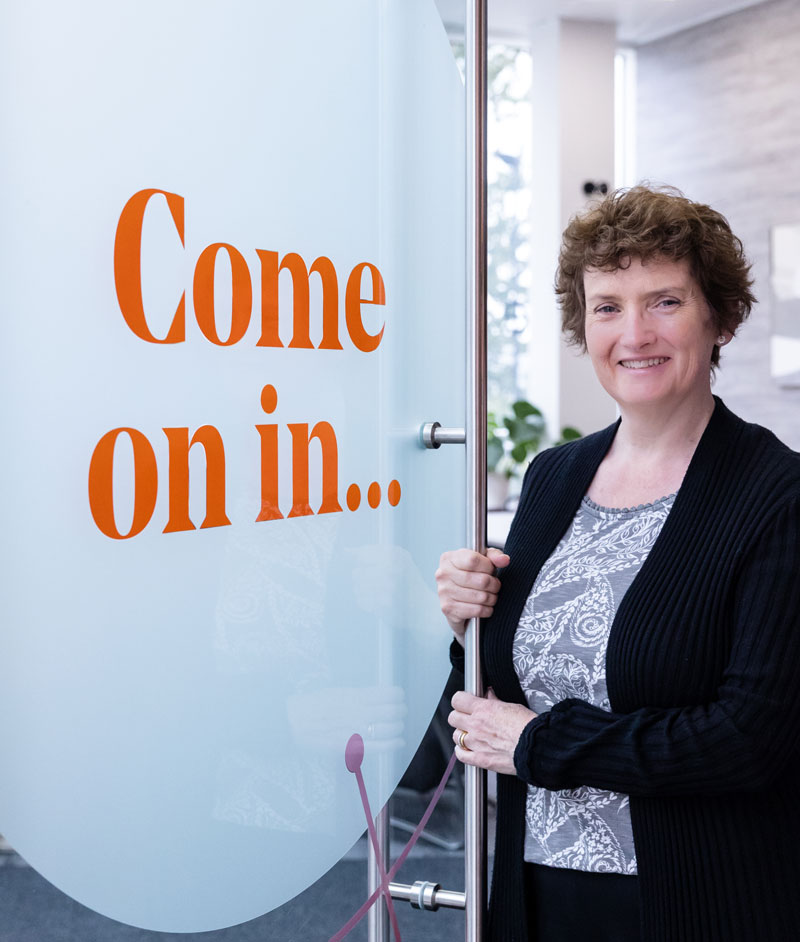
[435,0,771,45]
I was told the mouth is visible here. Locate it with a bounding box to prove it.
[619,357,669,370]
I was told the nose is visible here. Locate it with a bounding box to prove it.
[619,307,655,349]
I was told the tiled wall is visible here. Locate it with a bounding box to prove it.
[636,0,800,448]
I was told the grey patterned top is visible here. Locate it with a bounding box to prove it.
[512,491,676,874]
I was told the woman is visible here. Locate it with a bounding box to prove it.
[437,185,800,942]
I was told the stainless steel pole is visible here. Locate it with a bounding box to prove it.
[368,805,391,942]
[464,1,488,941]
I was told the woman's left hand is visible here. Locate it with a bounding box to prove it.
[449,689,537,775]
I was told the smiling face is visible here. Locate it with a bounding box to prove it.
[583,256,728,417]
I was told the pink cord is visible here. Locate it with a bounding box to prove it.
[329,737,458,942]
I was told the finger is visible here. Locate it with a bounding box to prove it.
[362,720,405,740]
[456,745,517,776]
[440,600,498,624]
[452,727,486,751]
[437,551,502,589]
[361,685,406,704]
[451,690,481,713]
[369,736,406,754]
[439,566,502,597]
[368,702,410,722]
[454,742,487,769]
[440,583,500,607]
[447,708,472,731]
[450,548,502,574]
[438,581,498,607]
[487,687,498,701]
[485,548,510,569]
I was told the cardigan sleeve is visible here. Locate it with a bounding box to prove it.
[513,495,800,797]
[449,638,465,674]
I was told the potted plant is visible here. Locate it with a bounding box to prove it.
[487,400,581,509]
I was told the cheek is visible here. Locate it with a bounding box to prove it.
[678,329,717,366]
[584,325,613,363]
[665,310,717,360]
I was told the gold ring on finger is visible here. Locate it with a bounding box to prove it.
[458,730,469,751]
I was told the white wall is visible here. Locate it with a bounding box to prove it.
[528,19,618,438]
[636,0,800,447]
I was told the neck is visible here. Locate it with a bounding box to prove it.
[614,390,716,461]
[586,392,716,507]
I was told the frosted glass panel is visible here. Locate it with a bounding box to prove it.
[0,0,465,932]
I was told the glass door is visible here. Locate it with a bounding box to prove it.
[0,0,468,937]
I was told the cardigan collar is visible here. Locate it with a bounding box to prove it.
[560,395,743,519]
[576,395,739,487]
[485,396,745,705]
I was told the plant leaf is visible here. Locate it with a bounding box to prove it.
[512,399,542,419]
[510,442,529,463]
[487,437,505,470]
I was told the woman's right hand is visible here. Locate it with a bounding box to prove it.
[435,548,510,647]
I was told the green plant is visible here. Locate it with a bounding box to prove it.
[488,400,544,478]
[553,425,582,447]
[488,400,582,478]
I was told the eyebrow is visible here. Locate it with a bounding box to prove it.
[585,285,690,304]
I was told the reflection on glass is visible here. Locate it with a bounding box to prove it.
[0,0,465,933]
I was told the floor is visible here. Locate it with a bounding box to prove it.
[0,780,487,942]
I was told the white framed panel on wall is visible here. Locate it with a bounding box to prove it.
[0,0,465,932]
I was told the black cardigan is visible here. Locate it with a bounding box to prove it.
[456,398,800,941]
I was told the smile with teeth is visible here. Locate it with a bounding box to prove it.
[619,357,669,369]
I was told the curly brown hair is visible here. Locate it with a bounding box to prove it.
[555,185,755,366]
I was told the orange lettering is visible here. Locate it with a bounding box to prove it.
[88,428,158,539]
[288,421,343,517]
[193,243,252,346]
[114,188,185,344]
[256,384,283,521]
[256,251,342,350]
[345,262,385,353]
[162,426,232,533]
[255,250,284,349]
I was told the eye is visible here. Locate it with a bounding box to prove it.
[594,304,618,315]
[655,297,680,310]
